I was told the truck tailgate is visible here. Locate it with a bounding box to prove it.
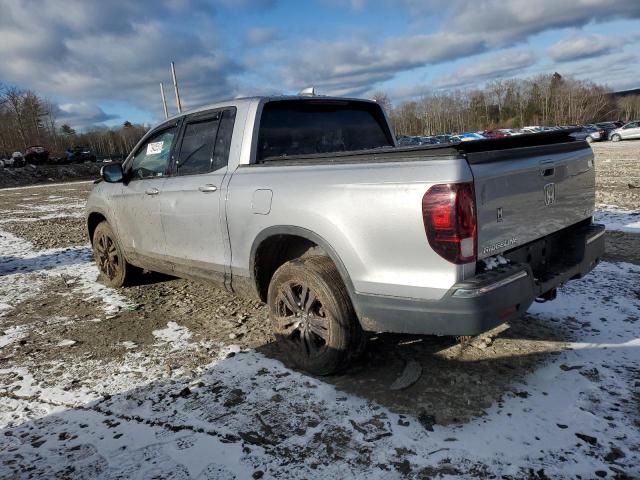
[464,141,595,259]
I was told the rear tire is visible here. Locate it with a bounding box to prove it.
[92,221,140,288]
[611,134,621,142]
[267,256,364,375]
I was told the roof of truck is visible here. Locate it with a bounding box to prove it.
[163,95,378,123]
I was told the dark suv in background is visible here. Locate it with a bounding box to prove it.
[66,146,97,163]
[24,146,50,164]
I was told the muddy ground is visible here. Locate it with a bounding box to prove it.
[0,141,639,478]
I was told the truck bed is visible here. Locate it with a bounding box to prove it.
[258,129,594,261]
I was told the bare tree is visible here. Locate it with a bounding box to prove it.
[389,73,619,136]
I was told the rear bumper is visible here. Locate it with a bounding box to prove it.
[354,223,605,336]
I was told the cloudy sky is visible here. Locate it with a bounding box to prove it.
[1,0,639,129]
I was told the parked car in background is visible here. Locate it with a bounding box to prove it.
[609,121,640,142]
[594,122,620,138]
[24,145,50,164]
[435,134,454,143]
[10,151,26,167]
[397,136,439,146]
[481,130,508,139]
[570,126,605,143]
[497,129,522,136]
[66,146,97,163]
[451,132,485,141]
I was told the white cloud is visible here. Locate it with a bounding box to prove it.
[245,27,279,46]
[1,0,638,123]
[56,102,119,129]
[435,49,537,88]
[275,0,640,95]
[0,0,257,127]
[548,34,619,62]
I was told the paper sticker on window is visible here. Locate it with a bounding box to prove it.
[146,141,164,155]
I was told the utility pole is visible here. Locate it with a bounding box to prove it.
[171,61,182,113]
[159,82,169,119]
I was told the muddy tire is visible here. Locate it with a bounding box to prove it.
[611,134,621,142]
[267,256,364,375]
[92,221,140,288]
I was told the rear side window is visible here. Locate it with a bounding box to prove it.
[211,109,236,172]
[177,117,220,176]
[176,108,236,176]
[257,100,392,161]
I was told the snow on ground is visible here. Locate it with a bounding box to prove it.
[1,232,639,477]
[0,229,132,317]
[0,180,94,191]
[595,205,640,233]
[0,196,85,224]
[153,321,195,350]
[0,325,27,349]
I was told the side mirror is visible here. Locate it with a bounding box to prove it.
[101,163,124,183]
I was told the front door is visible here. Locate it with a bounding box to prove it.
[159,108,237,283]
[110,125,179,263]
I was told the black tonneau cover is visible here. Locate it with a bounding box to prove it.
[258,128,584,166]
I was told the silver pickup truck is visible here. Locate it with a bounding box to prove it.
[87,95,605,374]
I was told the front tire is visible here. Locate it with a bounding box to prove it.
[585,136,593,143]
[92,221,140,288]
[611,134,621,142]
[267,256,364,375]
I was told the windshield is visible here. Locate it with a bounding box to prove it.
[257,99,393,161]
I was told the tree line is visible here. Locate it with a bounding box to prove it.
[0,83,148,158]
[2,73,639,157]
[375,73,640,136]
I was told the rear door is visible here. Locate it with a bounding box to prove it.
[467,142,595,259]
[159,108,236,282]
[110,124,179,261]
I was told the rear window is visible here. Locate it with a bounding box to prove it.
[256,100,393,161]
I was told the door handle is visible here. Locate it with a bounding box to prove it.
[198,184,218,193]
[145,187,159,195]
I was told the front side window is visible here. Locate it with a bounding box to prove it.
[129,128,176,179]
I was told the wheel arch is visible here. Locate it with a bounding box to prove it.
[87,211,108,243]
[249,226,357,306]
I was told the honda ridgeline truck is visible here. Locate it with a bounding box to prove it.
[87,94,605,374]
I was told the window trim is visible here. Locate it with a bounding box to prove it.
[124,119,182,182]
[169,106,237,177]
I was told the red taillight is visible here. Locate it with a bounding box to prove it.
[422,183,477,264]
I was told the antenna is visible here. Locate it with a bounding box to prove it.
[159,82,169,119]
[171,61,182,113]
[298,87,316,97]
